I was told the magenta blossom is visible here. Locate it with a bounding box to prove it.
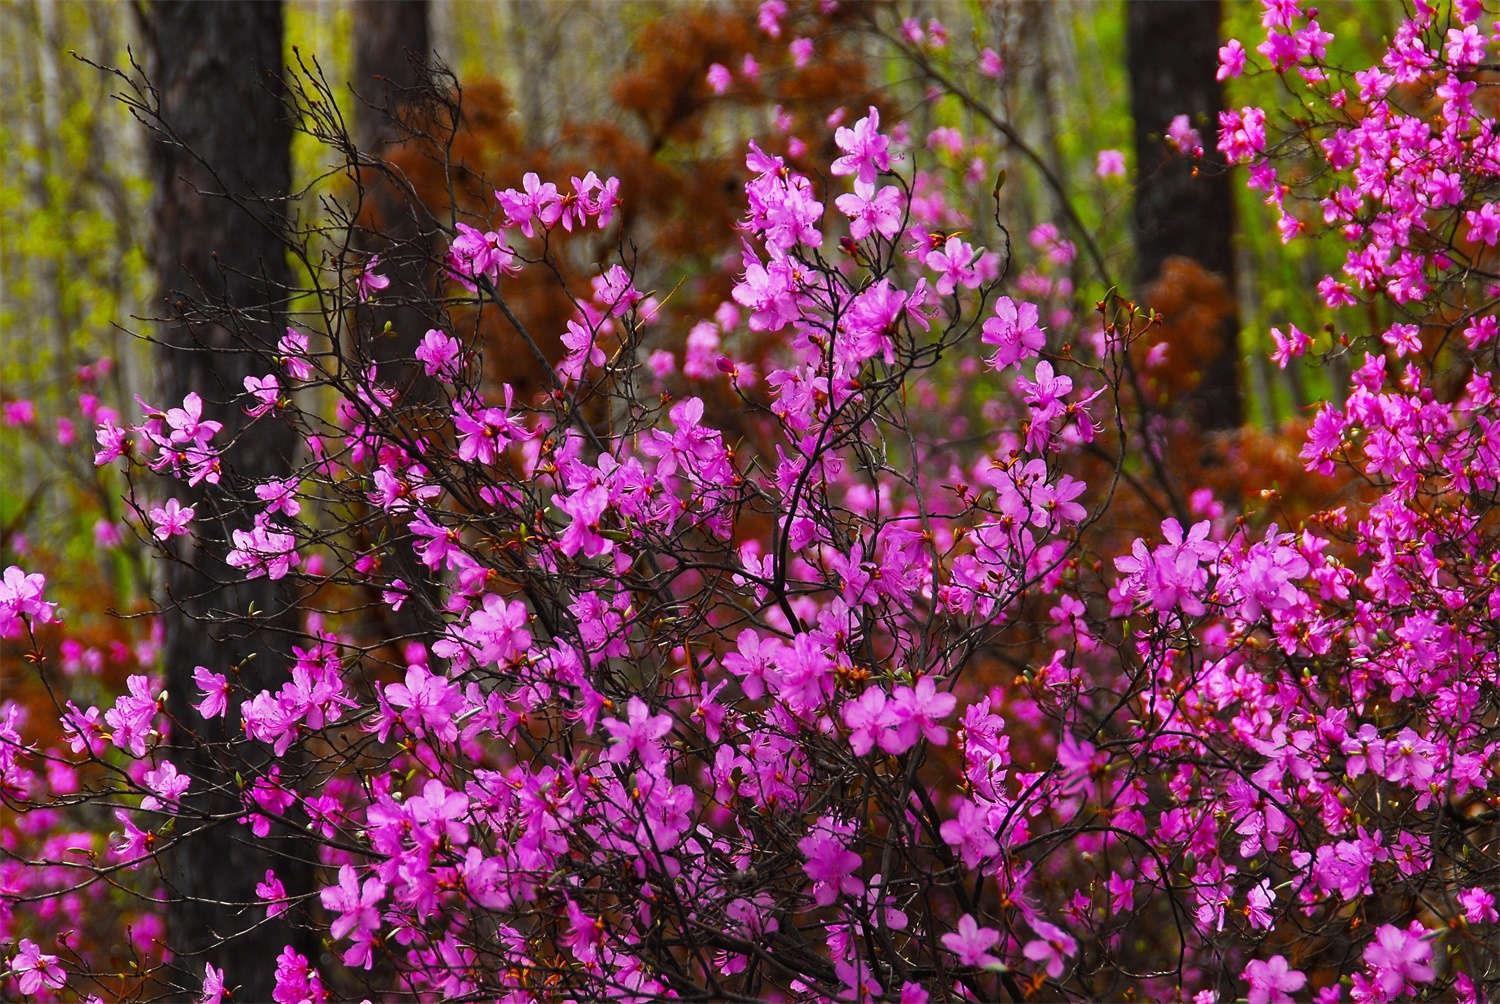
[1023,919,1078,979]
[1362,922,1435,998]
[10,939,66,995]
[148,497,195,540]
[355,254,390,302]
[831,107,892,186]
[1243,956,1307,1004]
[199,963,226,1004]
[982,296,1046,370]
[941,914,1001,969]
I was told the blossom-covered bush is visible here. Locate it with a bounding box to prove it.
[4,2,1500,1001]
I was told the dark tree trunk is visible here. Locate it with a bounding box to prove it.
[352,0,444,642]
[143,3,310,996]
[1126,0,1242,430]
[349,0,434,391]
[353,0,432,154]
[350,0,435,387]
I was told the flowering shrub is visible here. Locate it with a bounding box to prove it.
[5,2,1500,1001]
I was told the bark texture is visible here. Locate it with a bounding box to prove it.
[352,0,432,155]
[144,3,309,996]
[1126,0,1242,430]
[351,0,443,642]
[350,0,435,391]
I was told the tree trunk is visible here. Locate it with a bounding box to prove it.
[352,0,444,643]
[352,0,431,155]
[350,0,434,389]
[1126,0,1242,430]
[143,3,309,997]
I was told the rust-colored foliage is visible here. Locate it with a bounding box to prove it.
[364,1,879,410]
[1133,256,1237,408]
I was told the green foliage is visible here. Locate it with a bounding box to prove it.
[0,1,149,611]
[1222,1,1402,426]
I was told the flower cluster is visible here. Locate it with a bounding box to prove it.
[4,4,1500,1002]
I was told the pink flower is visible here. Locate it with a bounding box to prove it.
[10,939,65,995]
[982,296,1046,370]
[941,914,1001,968]
[553,484,612,559]
[841,687,903,756]
[382,664,463,744]
[243,373,281,418]
[939,799,999,869]
[416,329,463,380]
[1096,149,1126,178]
[979,47,1004,78]
[61,701,107,757]
[3,399,36,427]
[1218,38,1247,80]
[757,0,785,36]
[226,519,299,581]
[408,778,471,847]
[1107,873,1135,913]
[1446,24,1487,66]
[149,498,195,541]
[164,391,221,445]
[496,172,562,239]
[255,478,301,518]
[104,675,159,757]
[93,519,123,549]
[1017,360,1074,423]
[798,815,863,906]
[723,628,777,700]
[453,389,528,467]
[355,254,390,302]
[141,759,190,811]
[1023,919,1077,978]
[193,666,229,719]
[1246,878,1276,930]
[558,318,607,382]
[256,868,290,918]
[603,696,673,767]
[831,107,892,187]
[1463,314,1498,349]
[1218,106,1266,163]
[111,808,152,861]
[1461,887,1498,925]
[200,963,226,1004]
[1362,922,1435,998]
[1465,202,1500,246]
[1270,324,1310,368]
[1113,518,1216,617]
[271,947,326,1004]
[1381,322,1423,358]
[320,865,386,969]
[889,677,956,749]
[706,63,732,94]
[583,173,620,228]
[835,182,903,241]
[925,235,979,295]
[1243,955,1306,1004]
[1166,114,1204,156]
[446,222,514,290]
[0,565,56,636]
[277,327,314,381]
[789,37,813,67]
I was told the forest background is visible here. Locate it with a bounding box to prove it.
[2,1,1473,1001]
